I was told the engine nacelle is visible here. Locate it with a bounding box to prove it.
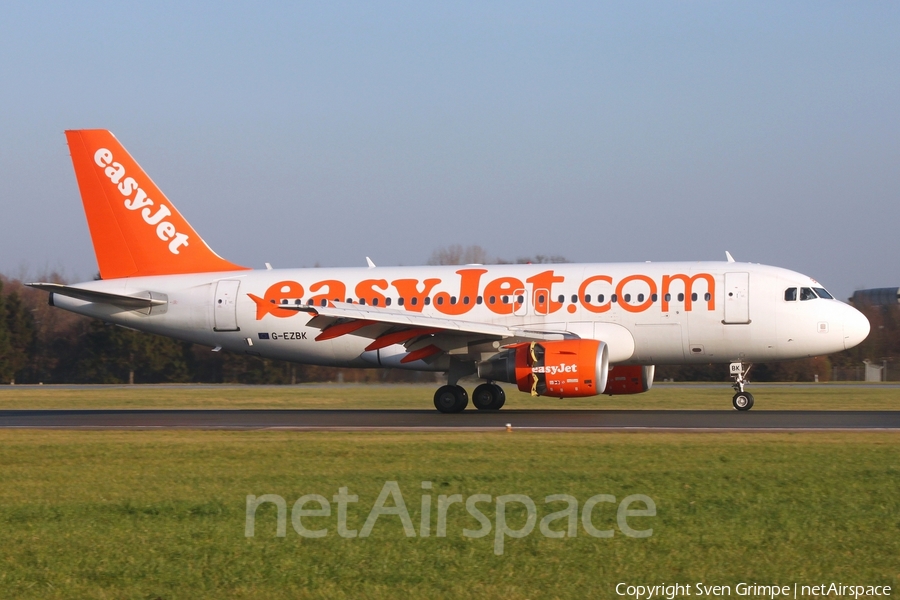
[604,365,655,395]
[477,339,609,398]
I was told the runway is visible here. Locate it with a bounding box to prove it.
[0,409,898,431]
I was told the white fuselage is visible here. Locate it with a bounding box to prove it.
[51,261,869,371]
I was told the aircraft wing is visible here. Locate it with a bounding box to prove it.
[283,302,567,363]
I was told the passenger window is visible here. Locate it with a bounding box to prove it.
[652,294,658,302]
[502,296,509,304]
[677,293,684,302]
[691,293,698,302]
[476,296,483,305]
[398,297,405,306]
[436,297,444,305]
[517,295,524,304]
[571,294,577,303]
[372,298,379,306]
[424,297,431,306]
[359,298,366,305]
[320,299,327,307]
[664,293,671,302]
[385,298,391,307]
[307,299,314,305]
[598,294,605,303]
[813,287,833,299]
[463,296,469,304]
[557,294,565,304]
[450,296,457,305]
[489,296,495,304]
[704,293,711,301]
[538,294,545,303]
[800,287,816,301]
[784,288,797,301]
[624,294,631,302]
[611,294,617,303]
[410,297,417,306]
[637,293,644,302]
[584,294,591,303]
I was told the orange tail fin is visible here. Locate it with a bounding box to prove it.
[65,129,249,279]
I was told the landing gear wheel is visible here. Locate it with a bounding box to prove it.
[472,383,506,411]
[732,392,754,411]
[434,385,469,413]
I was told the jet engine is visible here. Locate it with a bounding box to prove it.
[477,339,609,398]
[604,365,655,395]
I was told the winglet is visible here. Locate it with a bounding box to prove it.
[366,257,376,268]
[725,251,735,263]
[65,130,249,279]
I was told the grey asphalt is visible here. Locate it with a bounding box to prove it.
[0,409,897,431]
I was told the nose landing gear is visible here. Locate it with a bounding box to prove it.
[730,362,754,411]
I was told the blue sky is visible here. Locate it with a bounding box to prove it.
[1,1,898,300]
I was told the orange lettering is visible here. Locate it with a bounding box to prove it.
[309,279,347,307]
[355,279,389,306]
[526,270,565,314]
[248,280,304,320]
[434,269,487,315]
[661,273,715,312]
[578,275,612,313]
[484,277,524,315]
[391,278,441,313]
[615,274,657,313]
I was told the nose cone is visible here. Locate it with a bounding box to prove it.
[842,305,870,350]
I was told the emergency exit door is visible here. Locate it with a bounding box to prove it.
[723,272,750,324]
[214,280,241,332]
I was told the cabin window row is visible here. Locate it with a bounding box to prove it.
[276,291,712,308]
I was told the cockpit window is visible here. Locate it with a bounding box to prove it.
[800,287,817,301]
[813,287,834,299]
[784,288,797,301]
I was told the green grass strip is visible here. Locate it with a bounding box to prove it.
[0,430,897,599]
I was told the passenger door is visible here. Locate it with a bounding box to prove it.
[723,272,750,324]
[213,280,241,332]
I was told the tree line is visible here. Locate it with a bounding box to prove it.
[0,253,895,385]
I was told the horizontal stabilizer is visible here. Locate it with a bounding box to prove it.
[26,283,166,310]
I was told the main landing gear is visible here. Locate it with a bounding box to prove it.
[730,362,754,411]
[472,383,506,411]
[433,385,468,413]
[433,382,506,413]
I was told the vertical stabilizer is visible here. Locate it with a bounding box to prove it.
[65,129,248,279]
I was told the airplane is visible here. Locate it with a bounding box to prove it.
[28,130,870,412]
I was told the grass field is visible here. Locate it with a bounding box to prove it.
[1,385,898,598]
[0,430,897,599]
[0,381,898,410]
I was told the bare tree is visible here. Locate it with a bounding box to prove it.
[427,245,490,266]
